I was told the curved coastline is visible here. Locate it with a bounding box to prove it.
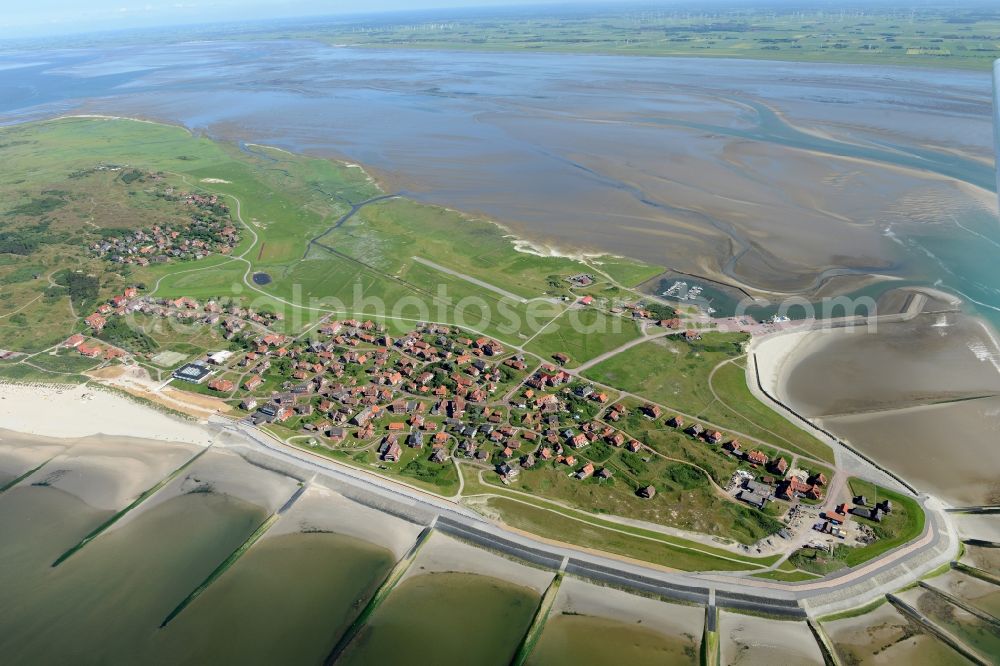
[0,381,959,619]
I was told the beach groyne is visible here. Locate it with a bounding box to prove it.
[951,561,1000,587]
[701,604,720,666]
[322,524,433,665]
[53,444,213,567]
[807,618,842,666]
[0,456,55,494]
[918,582,1000,628]
[159,480,306,628]
[886,593,990,666]
[510,574,563,666]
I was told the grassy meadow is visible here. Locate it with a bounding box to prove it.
[584,333,834,464]
[289,4,1000,71]
[0,117,659,354]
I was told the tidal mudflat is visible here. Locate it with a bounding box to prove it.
[0,430,69,486]
[526,577,702,666]
[2,44,997,312]
[338,532,550,666]
[156,528,396,664]
[718,611,824,665]
[0,430,294,663]
[823,602,973,665]
[146,483,421,664]
[898,586,1000,663]
[961,545,1000,574]
[0,482,269,663]
[924,570,1000,620]
[756,311,1000,506]
[776,314,1000,417]
[952,513,1000,542]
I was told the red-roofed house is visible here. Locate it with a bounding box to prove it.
[77,343,102,358]
[85,313,106,332]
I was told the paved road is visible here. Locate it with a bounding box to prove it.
[573,327,675,372]
[219,417,956,617]
[412,256,528,304]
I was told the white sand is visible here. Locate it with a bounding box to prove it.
[750,329,814,400]
[0,383,214,445]
[403,530,554,594]
[267,484,423,558]
[718,611,824,665]
[553,576,704,639]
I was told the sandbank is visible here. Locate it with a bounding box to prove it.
[13,433,201,511]
[718,611,825,665]
[0,430,71,480]
[267,484,422,559]
[552,576,704,639]
[108,445,301,530]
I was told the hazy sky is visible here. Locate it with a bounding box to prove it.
[1,0,596,39]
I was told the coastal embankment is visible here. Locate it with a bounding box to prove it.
[0,379,965,635]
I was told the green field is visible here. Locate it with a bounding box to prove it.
[584,333,834,464]
[478,495,777,572]
[524,308,643,368]
[487,445,781,545]
[0,117,658,353]
[284,4,1000,71]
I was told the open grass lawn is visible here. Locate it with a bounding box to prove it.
[342,198,657,300]
[751,569,820,582]
[705,361,833,463]
[525,308,643,367]
[480,495,772,572]
[0,361,88,384]
[584,332,748,415]
[585,333,833,464]
[587,257,664,289]
[291,438,461,496]
[21,350,105,374]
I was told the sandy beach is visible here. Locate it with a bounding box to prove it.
[718,611,825,665]
[267,484,423,559]
[750,329,814,405]
[402,530,554,594]
[0,382,215,445]
[551,576,704,640]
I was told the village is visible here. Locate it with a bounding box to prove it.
[89,190,239,266]
[52,282,911,565]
